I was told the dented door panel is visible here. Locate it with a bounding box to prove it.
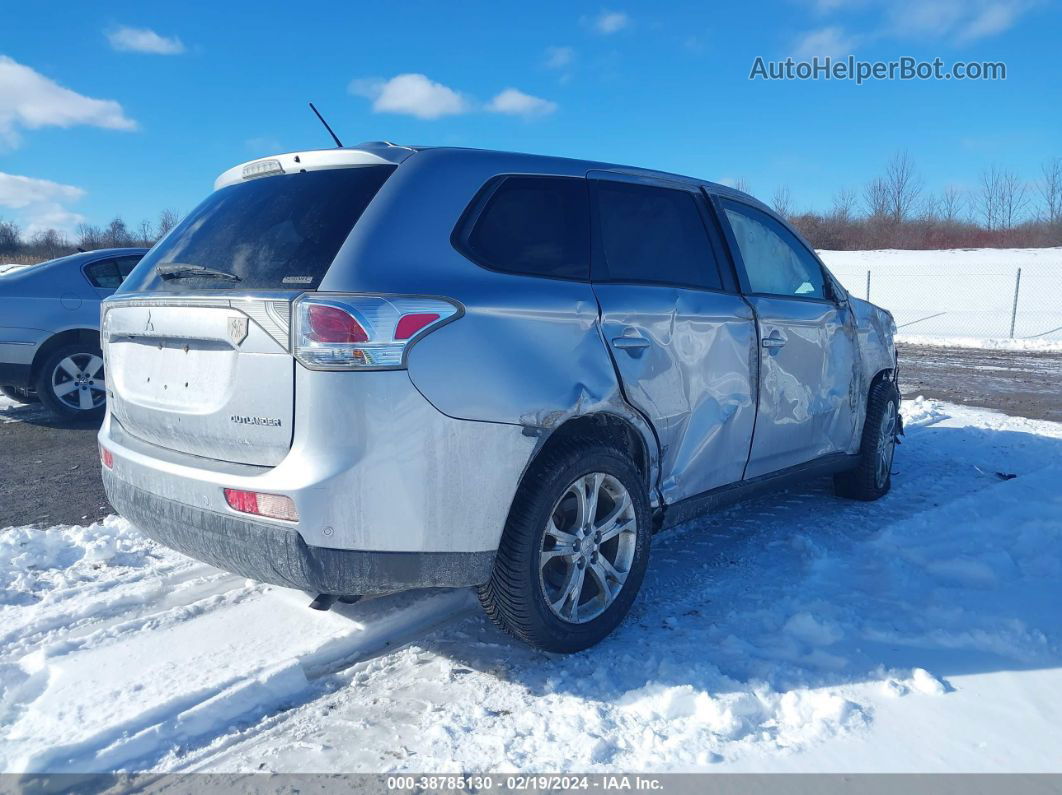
[744,296,860,477]
[595,283,758,503]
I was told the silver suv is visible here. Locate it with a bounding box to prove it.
[99,143,899,652]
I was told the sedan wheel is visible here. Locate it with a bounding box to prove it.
[35,343,108,422]
[51,353,107,412]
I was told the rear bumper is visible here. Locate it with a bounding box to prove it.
[102,469,494,594]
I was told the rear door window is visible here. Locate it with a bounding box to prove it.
[720,200,827,299]
[121,165,395,292]
[592,180,724,290]
[116,255,143,280]
[459,176,589,280]
[84,258,123,289]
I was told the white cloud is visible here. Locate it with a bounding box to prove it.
[107,26,185,55]
[349,73,470,119]
[885,0,1035,41]
[544,46,575,70]
[587,10,630,35]
[0,56,137,148]
[350,74,558,120]
[486,88,558,118]
[793,25,860,57]
[955,1,1030,41]
[0,172,86,235]
[810,0,1037,43]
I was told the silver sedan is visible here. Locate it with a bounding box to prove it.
[0,248,147,420]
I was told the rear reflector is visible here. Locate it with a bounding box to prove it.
[99,445,113,469]
[223,488,299,522]
[395,312,441,340]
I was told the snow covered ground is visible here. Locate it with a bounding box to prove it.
[820,247,1062,346]
[2,398,1061,773]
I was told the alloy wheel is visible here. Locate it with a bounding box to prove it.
[51,353,106,412]
[539,472,638,624]
[876,399,898,488]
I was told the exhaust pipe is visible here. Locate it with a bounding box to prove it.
[308,593,362,611]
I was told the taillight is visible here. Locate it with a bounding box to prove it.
[307,304,369,343]
[224,488,299,522]
[293,295,459,370]
[99,445,113,469]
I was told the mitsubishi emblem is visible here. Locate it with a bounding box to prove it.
[228,316,249,346]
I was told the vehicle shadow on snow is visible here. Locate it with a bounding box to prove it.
[411,423,1062,709]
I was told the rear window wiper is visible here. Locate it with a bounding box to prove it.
[156,263,241,282]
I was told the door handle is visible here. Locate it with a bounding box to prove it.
[612,336,651,350]
[761,333,786,349]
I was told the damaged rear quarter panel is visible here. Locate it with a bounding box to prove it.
[405,276,655,456]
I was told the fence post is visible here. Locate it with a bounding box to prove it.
[866,269,871,302]
[1009,267,1022,338]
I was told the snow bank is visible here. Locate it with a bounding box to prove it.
[896,334,1062,352]
[0,515,154,603]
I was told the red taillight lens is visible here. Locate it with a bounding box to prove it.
[99,445,113,469]
[395,313,441,340]
[223,488,299,521]
[307,304,368,343]
[293,296,459,369]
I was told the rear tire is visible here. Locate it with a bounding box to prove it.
[0,385,37,404]
[34,344,107,422]
[478,439,651,653]
[834,378,900,501]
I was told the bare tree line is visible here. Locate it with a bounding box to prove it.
[0,209,180,263]
[753,152,1062,250]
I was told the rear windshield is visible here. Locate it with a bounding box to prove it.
[120,165,395,292]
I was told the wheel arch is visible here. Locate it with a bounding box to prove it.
[30,328,101,381]
[520,412,656,501]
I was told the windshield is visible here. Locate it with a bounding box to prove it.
[120,165,395,292]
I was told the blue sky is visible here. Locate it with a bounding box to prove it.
[1,0,1059,235]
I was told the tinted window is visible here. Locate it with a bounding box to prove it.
[722,201,826,299]
[463,176,589,280]
[122,166,395,292]
[594,181,722,290]
[84,258,123,289]
[116,255,142,279]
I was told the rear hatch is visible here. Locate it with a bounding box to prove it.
[103,156,396,466]
[104,298,294,465]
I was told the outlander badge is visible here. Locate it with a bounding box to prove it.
[228,316,249,346]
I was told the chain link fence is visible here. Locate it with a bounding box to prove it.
[825,257,1062,342]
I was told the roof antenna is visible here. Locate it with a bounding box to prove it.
[308,102,343,148]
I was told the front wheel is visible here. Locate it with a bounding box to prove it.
[34,344,107,422]
[478,440,651,653]
[834,378,900,501]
